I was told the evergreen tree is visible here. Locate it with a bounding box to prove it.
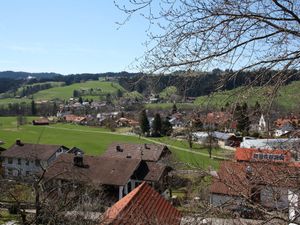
[78,96,83,104]
[236,102,250,134]
[171,103,177,114]
[31,100,37,116]
[161,118,173,136]
[117,89,123,98]
[254,101,261,116]
[139,109,150,135]
[152,113,162,137]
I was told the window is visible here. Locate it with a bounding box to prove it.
[26,171,30,176]
[7,168,13,176]
[8,158,13,164]
[26,160,29,166]
[35,160,40,167]
[18,158,21,165]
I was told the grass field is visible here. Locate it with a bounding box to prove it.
[195,81,300,111]
[32,81,126,101]
[0,81,127,105]
[0,117,221,168]
[0,98,31,106]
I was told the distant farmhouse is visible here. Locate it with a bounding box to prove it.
[1,140,68,178]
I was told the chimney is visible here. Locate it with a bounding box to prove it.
[144,144,150,149]
[116,145,123,152]
[73,152,84,167]
[126,154,132,159]
[16,139,23,146]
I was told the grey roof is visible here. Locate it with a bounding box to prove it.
[240,138,300,150]
[212,132,235,140]
[1,142,65,161]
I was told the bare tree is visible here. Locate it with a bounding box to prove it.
[115,0,300,110]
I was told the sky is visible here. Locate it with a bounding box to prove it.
[0,0,150,74]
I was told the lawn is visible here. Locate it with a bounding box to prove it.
[194,81,300,111]
[33,81,126,101]
[0,117,221,169]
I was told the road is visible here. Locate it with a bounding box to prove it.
[47,126,229,160]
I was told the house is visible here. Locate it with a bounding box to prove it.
[1,140,68,178]
[212,131,240,148]
[235,148,292,163]
[275,116,300,129]
[169,115,184,128]
[64,114,86,124]
[115,117,139,127]
[32,117,50,126]
[274,122,295,137]
[240,138,300,151]
[192,131,240,148]
[200,112,236,131]
[102,143,171,162]
[210,161,300,220]
[44,152,170,200]
[101,181,181,225]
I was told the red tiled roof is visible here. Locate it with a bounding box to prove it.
[64,114,86,122]
[235,148,292,162]
[101,182,181,225]
[210,161,300,197]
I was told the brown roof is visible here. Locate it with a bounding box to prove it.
[210,161,300,197]
[103,143,169,162]
[101,182,181,225]
[1,142,63,161]
[143,161,168,182]
[44,154,141,186]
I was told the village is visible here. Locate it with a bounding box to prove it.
[0,93,300,224]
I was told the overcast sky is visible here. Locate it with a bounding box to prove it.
[0,0,150,74]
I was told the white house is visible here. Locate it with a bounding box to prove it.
[1,140,68,178]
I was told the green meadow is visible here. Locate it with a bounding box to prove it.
[0,117,220,168]
[32,80,126,101]
[194,81,300,111]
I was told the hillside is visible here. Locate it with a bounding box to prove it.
[32,81,126,101]
[194,81,300,111]
[0,80,126,106]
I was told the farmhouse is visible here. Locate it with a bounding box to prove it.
[115,117,139,127]
[64,114,86,124]
[1,140,68,178]
[44,152,170,200]
[210,161,300,218]
[101,181,181,225]
[32,117,50,126]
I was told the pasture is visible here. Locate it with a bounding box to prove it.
[0,117,221,168]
